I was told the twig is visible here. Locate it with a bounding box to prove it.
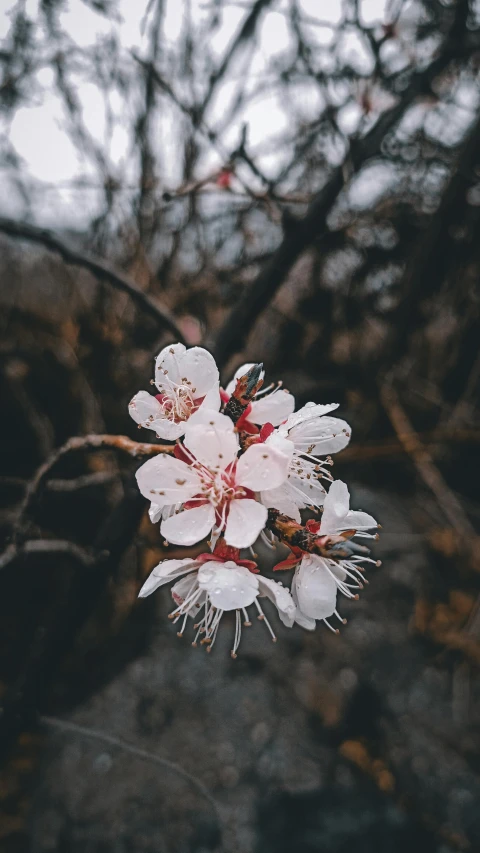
[0,217,185,340]
[380,384,476,542]
[46,471,118,491]
[0,539,97,571]
[7,434,173,553]
[338,428,480,462]
[209,17,473,364]
[40,715,224,822]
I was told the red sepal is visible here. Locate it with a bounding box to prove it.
[306,519,321,534]
[273,555,302,571]
[259,422,275,442]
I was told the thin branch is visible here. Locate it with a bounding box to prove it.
[209,18,474,364]
[0,217,185,340]
[7,434,173,553]
[380,384,477,544]
[40,715,224,822]
[0,539,97,571]
[46,471,118,491]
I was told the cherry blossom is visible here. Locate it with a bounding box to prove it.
[260,403,352,522]
[138,553,296,656]
[223,363,295,432]
[129,343,220,440]
[291,480,379,631]
[135,409,290,548]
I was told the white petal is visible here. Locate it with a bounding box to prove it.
[184,413,238,469]
[290,416,351,456]
[171,574,205,615]
[161,503,215,546]
[155,343,186,390]
[319,480,350,535]
[128,389,187,439]
[286,463,327,508]
[283,402,339,432]
[128,391,165,432]
[260,486,302,522]
[138,557,198,597]
[225,363,262,397]
[178,347,219,396]
[257,575,296,627]
[136,455,201,506]
[293,555,337,620]
[198,561,259,610]
[344,509,377,530]
[291,580,317,630]
[249,389,295,426]
[198,381,221,412]
[236,444,290,491]
[265,431,295,458]
[153,418,189,441]
[149,502,163,524]
[224,499,268,548]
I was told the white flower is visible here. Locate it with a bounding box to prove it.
[135,409,290,548]
[224,363,295,428]
[138,556,296,656]
[292,480,378,631]
[129,343,220,440]
[260,403,352,521]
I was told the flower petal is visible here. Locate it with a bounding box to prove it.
[265,431,295,458]
[128,391,162,426]
[184,412,239,469]
[136,454,201,506]
[155,343,186,390]
[178,347,219,396]
[291,581,317,630]
[290,416,351,456]
[138,557,198,597]
[236,444,290,491]
[198,561,259,610]
[171,574,205,615]
[249,389,295,426]
[224,499,268,548]
[293,555,338,620]
[257,575,296,627]
[344,509,378,531]
[282,402,339,433]
[161,504,215,546]
[198,381,221,412]
[319,480,350,535]
[260,486,301,522]
[149,502,163,524]
[286,463,326,508]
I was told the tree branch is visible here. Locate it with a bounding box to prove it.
[6,434,173,555]
[0,217,185,340]
[209,20,474,365]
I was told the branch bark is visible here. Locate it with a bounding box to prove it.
[0,217,185,340]
[209,20,473,365]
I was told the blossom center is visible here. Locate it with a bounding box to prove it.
[156,381,202,423]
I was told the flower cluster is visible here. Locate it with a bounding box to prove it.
[130,344,380,656]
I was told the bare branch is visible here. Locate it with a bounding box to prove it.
[0,217,185,339]
[209,20,475,365]
[0,539,97,571]
[41,715,224,822]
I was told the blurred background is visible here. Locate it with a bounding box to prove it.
[1,0,480,850]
